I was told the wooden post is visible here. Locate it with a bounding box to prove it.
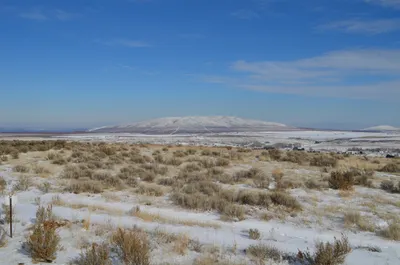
[9,196,12,238]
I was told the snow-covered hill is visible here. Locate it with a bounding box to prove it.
[362,125,400,131]
[89,116,293,134]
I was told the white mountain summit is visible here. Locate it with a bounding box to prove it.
[89,116,292,134]
[362,125,400,131]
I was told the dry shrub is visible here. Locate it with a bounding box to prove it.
[379,163,400,173]
[216,158,230,167]
[0,177,6,193]
[61,165,93,179]
[173,150,187,158]
[328,171,354,190]
[247,243,282,262]
[33,165,50,175]
[186,149,197,155]
[199,158,216,168]
[220,203,246,221]
[65,181,104,194]
[39,182,51,193]
[380,223,400,241]
[137,183,164,197]
[248,228,261,240]
[70,243,111,265]
[13,175,32,191]
[344,211,375,232]
[283,151,308,165]
[157,177,175,186]
[140,163,168,175]
[164,157,183,166]
[268,149,282,160]
[305,178,326,190]
[310,154,338,167]
[234,168,265,182]
[380,180,400,193]
[173,233,190,255]
[182,162,202,173]
[0,226,7,248]
[27,205,61,263]
[298,235,351,265]
[269,191,302,211]
[201,150,212,156]
[13,164,29,173]
[111,228,150,265]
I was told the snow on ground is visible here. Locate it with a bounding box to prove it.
[1,162,400,265]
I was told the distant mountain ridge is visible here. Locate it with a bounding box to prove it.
[89,116,293,134]
[362,125,400,131]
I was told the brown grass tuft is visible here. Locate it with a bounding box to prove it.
[111,228,150,265]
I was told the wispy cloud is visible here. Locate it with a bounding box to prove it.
[19,9,47,20]
[19,8,79,21]
[97,39,151,48]
[365,0,400,9]
[231,10,260,20]
[179,33,205,39]
[319,19,400,34]
[201,49,400,100]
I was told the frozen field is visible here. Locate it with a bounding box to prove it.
[0,140,399,264]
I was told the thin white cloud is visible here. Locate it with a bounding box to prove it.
[98,39,151,48]
[54,9,79,21]
[231,10,260,20]
[202,49,400,100]
[319,19,400,34]
[365,0,400,8]
[19,8,79,21]
[19,9,47,20]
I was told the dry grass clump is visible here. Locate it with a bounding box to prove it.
[33,165,50,175]
[269,191,302,211]
[379,162,400,173]
[136,183,164,196]
[0,176,6,193]
[379,180,400,193]
[182,162,202,173]
[0,226,7,248]
[193,255,249,265]
[0,140,66,155]
[173,150,187,158]
[298,235,351,265]
[13,175,32,191]
[268,149,282,160]
[27,205,61,263]
[13,164,30,173]
[164,157,183,166]
[283,151,308,165]
[140,163,168,175]
[172,233,190,255]
[70,243,111,265]
[343,211,375,232]
[157,177,175,186]
[216,158,230,167]
[199,158,216,168]
[380,222,400,241]
[61,165,93,179]
[248,228,261,240]
[310,154,338,168]
[111,228,150,265]
[65,181,104,194]
[246,243,282,262]
[234,168,266,182]
[328,171,355,190]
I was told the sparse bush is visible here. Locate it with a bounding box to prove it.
[137,183,164,197]
[13,175,32,191]
[269,191,302,211]
[380,223,400,241]
[310,154,338,167]
[298,235,351,265]
[305,178,325,190]
[173,150,187,158]
[164,157,182,166]
[201,150,211,156]
[173,233,190,255]
[111,228,150,265]
[70,243,111,265]
[268,149,282,160]
[199,158,216,168]
[157,177,175,186]
[380,180,399,193]
[234,168,265,182]
[182,163,202,173]
[27,205,61,263]
[344,211,375,232]
[0,177,6,193]
[13,164,29,173]
[66,181,104,194]
[215,158,230,167]
[283,151,308,164]
[248,229,261,240]
[39,182,51,193]
[0,226,7,248]
[328,171,354,190]
[220,203,246,221]
[247,243,281,262]
[379,163,400,173]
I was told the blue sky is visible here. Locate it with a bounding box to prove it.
[0,0,399,130]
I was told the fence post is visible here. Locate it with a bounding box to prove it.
[9,196,12,238]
